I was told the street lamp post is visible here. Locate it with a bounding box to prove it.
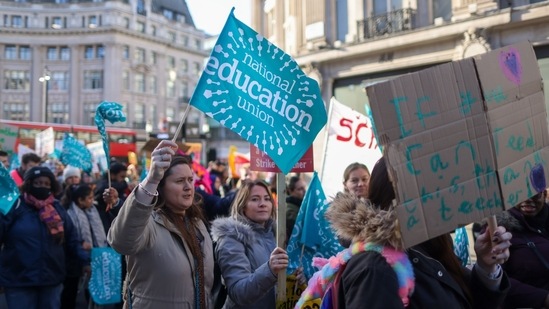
[39,68,50,123]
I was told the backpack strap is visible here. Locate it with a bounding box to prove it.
[524,236,549,270]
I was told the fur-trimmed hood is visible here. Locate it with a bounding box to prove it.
[494,209,524,232]
[326,192,404,250]
[210,216,274,247]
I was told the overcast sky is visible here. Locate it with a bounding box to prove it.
[186,0,252,36]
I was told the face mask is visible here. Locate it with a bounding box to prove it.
[30,187,52,200]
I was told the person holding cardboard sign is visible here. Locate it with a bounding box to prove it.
[495,190,549,309]
[327,157,512,309]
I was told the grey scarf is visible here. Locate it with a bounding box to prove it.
[67,202,108,247]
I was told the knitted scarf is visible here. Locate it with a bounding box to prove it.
[67,203,108,247]
[24,193,64,244]
[295,241,415,308]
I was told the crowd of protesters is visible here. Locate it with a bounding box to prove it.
[0,148,548,309]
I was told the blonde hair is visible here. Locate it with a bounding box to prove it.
[230,179,276,222]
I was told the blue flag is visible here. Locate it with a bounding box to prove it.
[89,247,122,305]
[453,226,470,267]
[94,101,126,170]
[0,165,19,215]
[190,8,327,174]
[140,154,148,181]
[287,172,344,279]
[60,133,93,173]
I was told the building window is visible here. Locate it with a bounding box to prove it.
[47,47,58,60]
[51,16,63,29]
[50,71,69,91]
[194,39,201,50]
[4,70,30,90]
[134,103,145,127]
[150,76,157,94]
[181,35,188,46]
[135,48,146,63]
[96,45,104,58]
[163,9,174,20]
[123,45,130,59]
[151,25,156,36]
[137,21,145,33]
[83,70,103,89]
[3,102,29,121]
[123,71,129,90]
[180,59,188,72]
[181,81,188,98]
[167,80,175,97]
[11,16,23,28]
[89,15,98,28]
[135,73,145,92]
[194,62,201,76]
[124,17,130,29]
[137,0,146,15]
[60,46,70,60]
[151,51,157,65]
[19,46,31,60]
[50,102,68,123]
[84,46,94,59]
[176,13,186,23]
[4,45,17,59]
[168,56,175,68]
[83,102,99,125]
[168,31,176,43]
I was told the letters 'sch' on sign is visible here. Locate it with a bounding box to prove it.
[366,42,549,247]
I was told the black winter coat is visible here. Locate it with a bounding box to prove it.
[336,248,509,309]
[497,206,549,309]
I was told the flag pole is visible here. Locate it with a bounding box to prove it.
[172,103,192,143]
[276,172,287,301]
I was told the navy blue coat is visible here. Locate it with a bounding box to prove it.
[0,197,89,287]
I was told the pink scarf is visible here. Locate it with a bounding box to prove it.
[24,193,65,243]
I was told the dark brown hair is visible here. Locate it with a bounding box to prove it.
[368,157,472,304]
[156,155,207,307]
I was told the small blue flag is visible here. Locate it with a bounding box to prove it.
[89,247,122,305]
[190,8,327,174]
[94,101,126,170]
[0,165,19,215]
[140,154,148,181]
[287,172,344,279]
[60,133,93,173]
[453,226,470,267]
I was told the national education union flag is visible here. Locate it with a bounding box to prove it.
[190,8,327,174]
[286,172,344,279]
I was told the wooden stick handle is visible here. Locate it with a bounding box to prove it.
[172,104,192,143]
[486,215,498,241]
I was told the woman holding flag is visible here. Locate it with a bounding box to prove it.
[108,140,217,309]
[211,180,292,309]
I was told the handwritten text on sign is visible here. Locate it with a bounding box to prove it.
[367,42,548,247]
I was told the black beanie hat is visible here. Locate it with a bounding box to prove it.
[24,166,56,184]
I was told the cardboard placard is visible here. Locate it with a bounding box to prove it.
[366,42,548,247]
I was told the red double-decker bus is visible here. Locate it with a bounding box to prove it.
[0,119,137,158]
